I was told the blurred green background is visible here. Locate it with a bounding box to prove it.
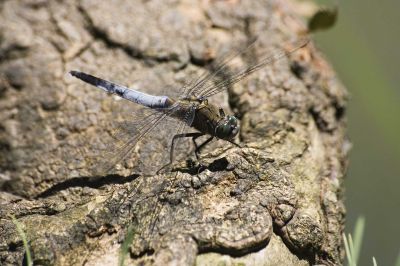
[314,0,400,265]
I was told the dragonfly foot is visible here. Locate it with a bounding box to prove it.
[197,163,207,174]
[156,163,171,174]
[229,140,243,148]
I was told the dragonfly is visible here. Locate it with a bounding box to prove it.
[70,38,309,175]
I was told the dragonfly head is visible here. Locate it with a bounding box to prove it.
[215,115,239,140]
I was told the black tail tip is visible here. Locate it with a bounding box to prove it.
[69,70,80,77]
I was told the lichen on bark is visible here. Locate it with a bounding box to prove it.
[0,0,348,265]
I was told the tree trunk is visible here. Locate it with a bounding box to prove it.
[0,0,348,265]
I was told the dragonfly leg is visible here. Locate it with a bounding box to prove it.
[194,136,214,159]
[157,132,204,174]
[228,139,242,148]
[194,138,241,160]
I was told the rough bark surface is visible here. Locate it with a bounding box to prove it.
[0,0,348,265]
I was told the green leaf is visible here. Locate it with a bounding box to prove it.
[308,6,338,32]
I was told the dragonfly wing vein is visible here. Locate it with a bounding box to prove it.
[197,38,309,99]
[92,111,169,176]
[90,102,194,175]
[185,38,258,98]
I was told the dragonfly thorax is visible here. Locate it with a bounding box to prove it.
[215,115,239,140]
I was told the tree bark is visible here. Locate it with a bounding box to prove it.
[0,0,348,265]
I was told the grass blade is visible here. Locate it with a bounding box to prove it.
[9,215,32,266]
[352,216,365,265]
[395,251,400,266]
[372,256,377,266]
[348,234,355,265]
[343,233,353,266]
[119,224,136,266]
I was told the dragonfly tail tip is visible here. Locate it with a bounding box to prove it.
[69,70,80,77]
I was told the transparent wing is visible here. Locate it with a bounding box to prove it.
[187,38,309,99]
[90,109,167,176]
[85,101,195,176]
[183,37,258,98]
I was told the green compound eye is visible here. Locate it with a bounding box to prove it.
[215,116,239,140]
[227,115,237,126]
[216,124,231,138]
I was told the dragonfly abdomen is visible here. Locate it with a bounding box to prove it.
[70,71,170,109]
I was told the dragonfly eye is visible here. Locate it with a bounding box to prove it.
[227,115,237,126]
[216,124,231,138]
[216,116,239,139]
